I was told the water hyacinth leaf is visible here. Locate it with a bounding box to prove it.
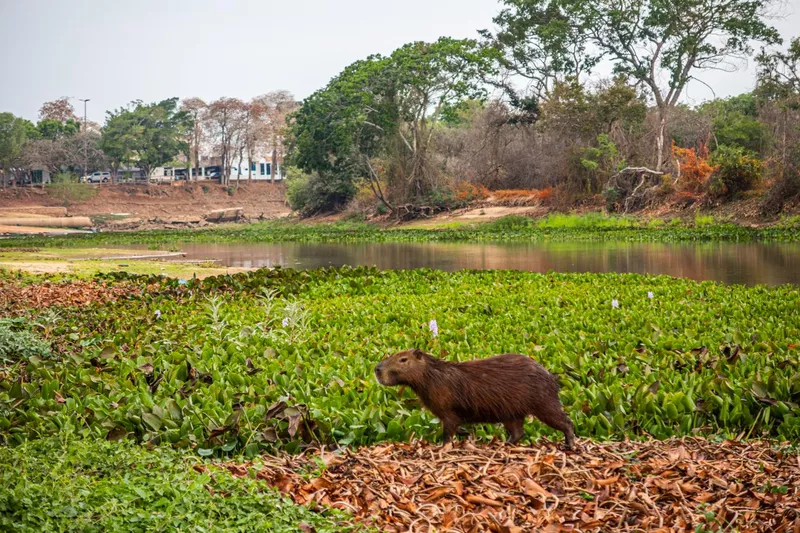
[142,413,162,431]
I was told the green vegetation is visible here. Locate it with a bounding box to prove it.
[3,267,799,455]
[0,437,360,532]
[2,215,800,251]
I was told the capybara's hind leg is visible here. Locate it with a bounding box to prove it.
[503,419,525,444]
[536,409,575,450]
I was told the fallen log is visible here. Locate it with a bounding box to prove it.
[202,207,244,223]
[0,206,68,217]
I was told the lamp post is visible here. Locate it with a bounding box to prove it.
[79,98,90,180]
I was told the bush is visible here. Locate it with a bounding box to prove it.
[0,318,52,364]
[47,173,97,206]
[285,166,357,216]
[707,145,762,199]
[673,143,716,193]
[762,149,800,215]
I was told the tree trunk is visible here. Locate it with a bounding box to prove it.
[656,106,668,172]
[271,149,277,184]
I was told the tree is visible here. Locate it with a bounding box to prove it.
[289,37,496,212]
[487,0,781,170]
[0,113,30,188]
[756,36,800,101]
[699,93,768,154]
[254,91,297,183]
[36,118,81,141]
[39,97,79,123]
[180,97,207,180]
[205,98,248,186]
[100,98,190,180]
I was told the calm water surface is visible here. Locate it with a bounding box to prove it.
[127,241,800,286]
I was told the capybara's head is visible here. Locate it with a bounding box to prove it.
[375,348,429,386]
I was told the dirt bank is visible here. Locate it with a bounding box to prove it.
[0,181,290,222]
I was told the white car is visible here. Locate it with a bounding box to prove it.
[85,171,111,183]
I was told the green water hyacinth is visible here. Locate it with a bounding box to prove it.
[1,266,799,455]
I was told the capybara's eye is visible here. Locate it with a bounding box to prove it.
[399,357,408,363]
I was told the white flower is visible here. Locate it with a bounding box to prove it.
[155,310,162,319]
[281,317,289,327]
[647,291,654,299]
[611,299,619,309]
[429,319,439,338]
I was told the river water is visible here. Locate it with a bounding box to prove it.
[133,241,800,286]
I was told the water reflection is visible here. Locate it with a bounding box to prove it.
[145,241,800,286]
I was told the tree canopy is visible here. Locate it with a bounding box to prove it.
[486,0,782,169]
[289,37,497,211]
[100,98,190,179]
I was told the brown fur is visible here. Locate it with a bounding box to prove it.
[375,349,575,449]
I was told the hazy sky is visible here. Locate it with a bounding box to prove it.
[1,0,798,124]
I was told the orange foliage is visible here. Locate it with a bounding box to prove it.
[455,182,490,201]
[493,188,555,204]
[672,142,716,193]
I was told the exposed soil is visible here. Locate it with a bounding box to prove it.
[213,437,799,533]
[0,181,290,227]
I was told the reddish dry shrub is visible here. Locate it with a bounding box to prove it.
[492,187,555,206]
[673,142,716,193]
[454,182,490,202]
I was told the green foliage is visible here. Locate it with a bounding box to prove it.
[285,166,357,216]
[695,214,715,227]
[577,134,625,193]
[0,112,30,186]
[288,37,497,211]
[708,145,763,199]
[36,118,81,141]
[47,173,97,206]
[700,94,768,154]
[2,267,799,451]
[0,437,360,532]
[536,213,636,229]
[0,318,52,364]
[100,98,190,178]
[2,215,800,251]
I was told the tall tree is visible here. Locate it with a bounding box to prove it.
[254,90,297,183]
[487,0,781,170]
[100,98,190,180]
[205,98,247,185]
[180,97,207,180]
[39,97,79,123]
[290,37,496,210]
[0,113,30,188]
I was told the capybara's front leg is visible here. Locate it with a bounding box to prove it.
[440,416,460,444]
[503,419,525,444]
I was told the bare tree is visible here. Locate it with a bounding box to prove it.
[181,97,207,180]
[38,97,79,123]
[254,91,297,183]
[205,98,247,186]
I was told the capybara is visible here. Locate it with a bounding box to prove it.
[375,349,575,449]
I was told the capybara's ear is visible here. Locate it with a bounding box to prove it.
[412,348,423,359]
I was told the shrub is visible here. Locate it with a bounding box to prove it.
[285,166,357,216]
[707,145,763,199]
[47,173,97,206]
[454,182,490,202]
[673,143,716,193]
[762,149,800,215]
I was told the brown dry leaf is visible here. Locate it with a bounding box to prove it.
[213,437,799,533]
